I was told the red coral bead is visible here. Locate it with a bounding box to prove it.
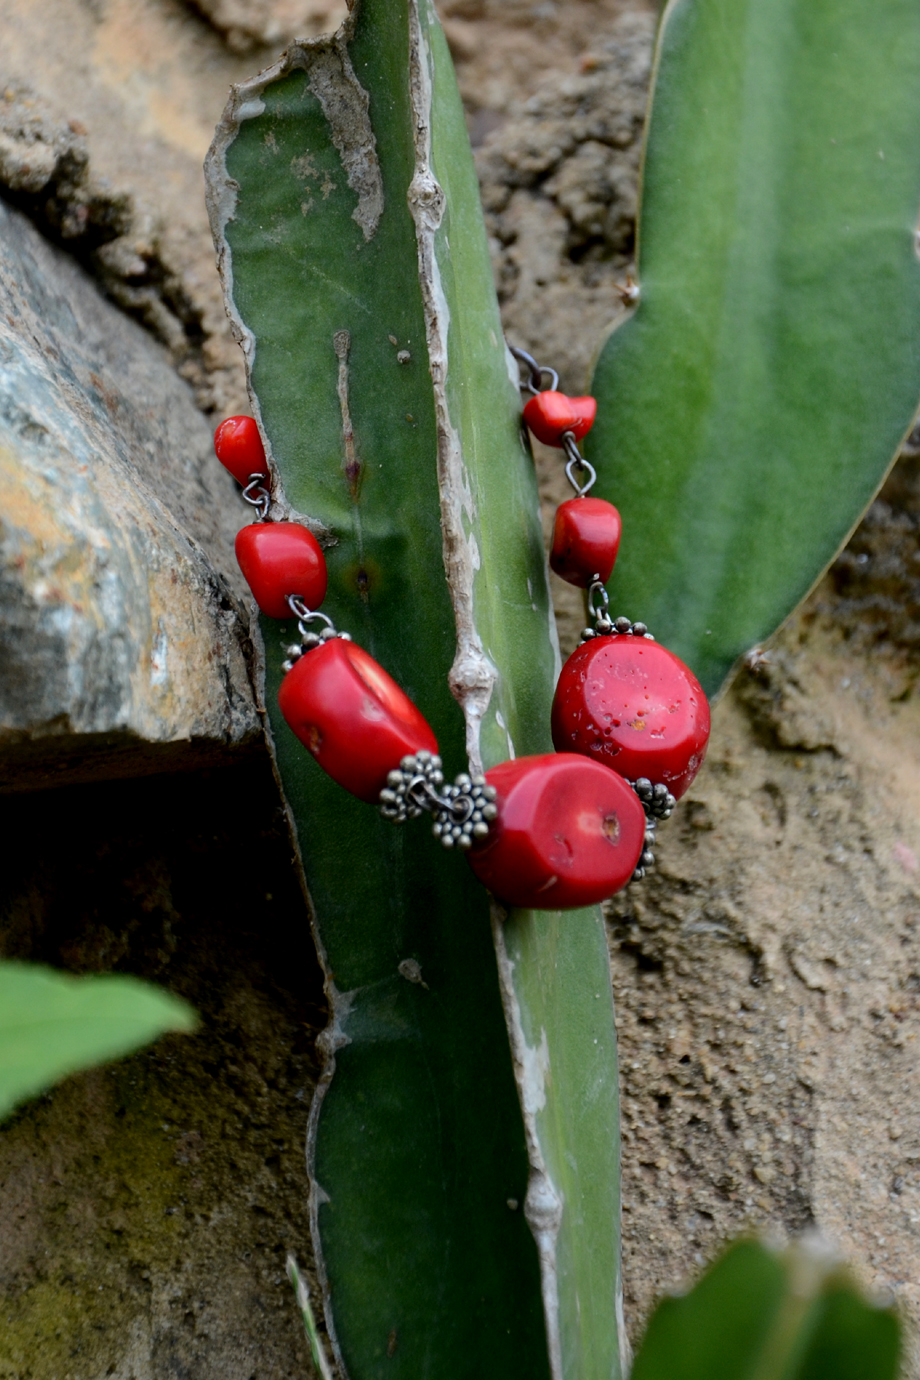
[466,753,645,909]
[214,415,268,486]
[278,638,438,803]
[522,391,597,447]
[550,497,622,587]
[235,522,327,620]
[551,636,710,799]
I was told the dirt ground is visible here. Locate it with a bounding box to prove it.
[1,0,920,1374]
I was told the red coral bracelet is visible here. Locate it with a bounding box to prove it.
[213,345,710,910]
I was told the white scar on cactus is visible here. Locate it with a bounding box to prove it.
[406,0,498,779]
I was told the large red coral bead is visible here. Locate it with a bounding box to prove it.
[466,753,646,909]
[214,415,268,486]
[550,497,622,587]
[278,638,438,803]
[235,522,328,620]
[551,636,710,799]
[522,391,597,447]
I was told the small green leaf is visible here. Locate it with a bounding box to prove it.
[631,1238,901,1380]
[0,961,196,1122]
[591,0,920,697]
[287,1255,335,1380]
[794,1285,901,1380]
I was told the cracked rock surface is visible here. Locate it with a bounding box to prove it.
[0,199,258,790]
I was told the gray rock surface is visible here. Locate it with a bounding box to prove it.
[0,199,259,790]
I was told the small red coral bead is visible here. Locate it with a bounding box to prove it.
[466,753,646,909]
[235,522,327,620]
[551,636,710,800]
[550,497,622,587]
[214,415,268,486]
[278,638,438,803]
[522,391,597,448]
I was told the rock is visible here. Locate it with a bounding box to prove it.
[476,10,654,392]
[0,3,268,418]
[188,0,347,51]
[0,81,227,410]
[0,199,260,791]
[0,84,132,246]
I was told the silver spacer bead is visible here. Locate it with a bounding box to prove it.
[431,774,498,851]
[377,751,445,823]
[628,782,678,883]
[630,777,676,821]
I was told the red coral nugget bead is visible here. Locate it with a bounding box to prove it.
[214,415,268,486]
[551,636,710,800]
[522,391,597,448]
[550,496,622,587]
[235,522,327,620]
[466,753,646,909]
[278,639,438,803]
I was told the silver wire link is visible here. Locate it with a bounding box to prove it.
[286,595,337,638]
[587,579,612,633]
[282,596,351,671]
[579,583,656,645]
[509,345,559,396]
[408,774,454,814]
[562,431,597,496]
[378,753,498,848]
[242,473,271,521]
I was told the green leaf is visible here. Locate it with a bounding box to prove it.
[206,2,626,1377]
[0,961,196,1122]
[590,0,920,697]
[631,1238,901,1380]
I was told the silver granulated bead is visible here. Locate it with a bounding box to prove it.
[631,818,660,883]
[431,774,498,852]
[378,751,445,823]
[578,615,655,647]
[631,778,676,821]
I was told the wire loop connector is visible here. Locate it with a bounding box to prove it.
[509,344,559,396]
[378,752,498,849]
[282,595,352,671]
[579,583,656,645]
[241,473,271,521]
